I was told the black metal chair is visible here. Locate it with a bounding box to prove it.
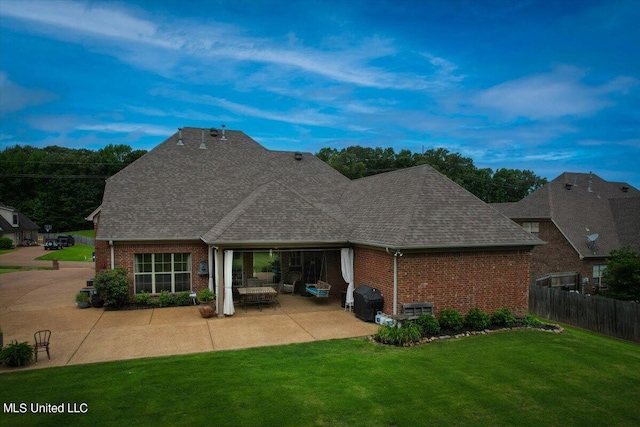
[34,330,51,362]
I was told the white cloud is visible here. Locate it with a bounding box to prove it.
[0,1,460,92]
[0,72,57,114]
[0,0,178,49]
[473,66,638,120]
[76,123,174,136]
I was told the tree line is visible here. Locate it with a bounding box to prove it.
[0,144,146,232]
[0,143,546,232]
[317,146,547,203]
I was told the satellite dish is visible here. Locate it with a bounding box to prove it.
[587,233,599,243]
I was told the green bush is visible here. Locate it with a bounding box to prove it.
[464,308,491,331]
[175,291,193,306]
[0,340,33,367]
[93,268,131,308]
[374,324,421,346]
[416,314,440,337]
[491,307,515,327]
[0,237,13,250]
[134,291,152,306]
[157,290,175,307]
[439,308,464,331]
[522,313,542,327]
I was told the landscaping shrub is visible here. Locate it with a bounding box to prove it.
[93,268,130,308]
[439,308,464,331]
[134,291,152,306]
[522,313,542,327]
[374,324,421,346]
[0,237,13,250]
[175,291,193,306]
[416,314,440,337]
[158,290,176,307]
[464,308,491,331]
[0,340,33,367]
[491,307,515,327]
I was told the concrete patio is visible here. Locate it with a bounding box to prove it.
[0,247,378,371]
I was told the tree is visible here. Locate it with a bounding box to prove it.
[603,247,640,301]
[315,145,547,203]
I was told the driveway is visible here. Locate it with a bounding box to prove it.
[0,247,378,371]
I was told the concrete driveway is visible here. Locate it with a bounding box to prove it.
[0,247,378,371]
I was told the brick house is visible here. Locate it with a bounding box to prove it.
[90,127,542,317]
[493,172,640,293]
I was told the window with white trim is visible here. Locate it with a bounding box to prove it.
[522,222,539,237]
[593,264,607,288]
[134,253,191,294]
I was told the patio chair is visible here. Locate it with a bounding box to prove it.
[281,271,302,295]
[34,330,51,362]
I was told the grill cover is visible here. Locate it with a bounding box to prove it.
[353,285,383,322]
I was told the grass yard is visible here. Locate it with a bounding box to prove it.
[35,245,94,262]
[0,327,638,426]
[0,266,52,275]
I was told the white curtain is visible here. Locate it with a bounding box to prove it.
[213,247,220,314]
[341,248,354,308]
[223,250,235,315]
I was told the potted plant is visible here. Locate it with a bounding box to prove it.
[75,292,90,309]
[197,288,216,318]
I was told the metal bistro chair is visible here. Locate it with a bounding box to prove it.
[34,330,51,362]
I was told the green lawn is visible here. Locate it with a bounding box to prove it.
[0,266,52,275]
[1,327,638,426]
[35,245,94,262]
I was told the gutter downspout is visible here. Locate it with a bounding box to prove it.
[386,248,402,315]
[109,240,115,270]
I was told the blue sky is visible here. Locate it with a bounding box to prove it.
[1,0,639,187]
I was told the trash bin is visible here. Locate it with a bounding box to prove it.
[353,285,383,322]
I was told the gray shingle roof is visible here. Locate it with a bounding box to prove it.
[0,202,39,231]
[98,127,543,250]
[499,172,640,257]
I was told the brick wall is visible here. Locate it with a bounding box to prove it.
[517,220,607,291]
[95,239,209,296]
[354,245,531,317]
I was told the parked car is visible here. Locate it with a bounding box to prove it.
[44,239,63,250]
[57,235,75,247]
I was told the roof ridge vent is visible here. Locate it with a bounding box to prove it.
[177,128,184,146]
[199,129,206,149]
[221,124,227,141]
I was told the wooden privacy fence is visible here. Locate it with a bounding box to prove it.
[529,285,640,343]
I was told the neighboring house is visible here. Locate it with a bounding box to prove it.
[493,172,640,292]
[91,127,542,317]
[0,202,39,246]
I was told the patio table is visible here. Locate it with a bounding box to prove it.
[238,286,278,311]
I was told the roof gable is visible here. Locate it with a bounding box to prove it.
[502,172,640,257]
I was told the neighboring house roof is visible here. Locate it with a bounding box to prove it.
[0,202,39,232]
[97,127,542,250]
[497,172,640,258]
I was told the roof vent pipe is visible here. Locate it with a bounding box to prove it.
[210,128,218,137]
[177,128,184,146]
[221,124,227,141]
[199,129,206,149]
[295,152,302,161]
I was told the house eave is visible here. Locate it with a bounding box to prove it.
[348,239,545,251]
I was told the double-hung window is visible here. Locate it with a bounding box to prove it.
[134,253,191,294]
